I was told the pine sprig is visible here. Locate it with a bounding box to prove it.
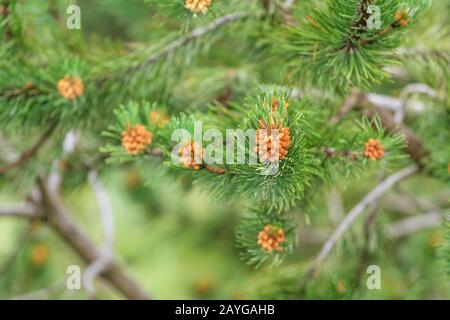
[274,0,431,92]
[236,209,296,268]
[232,89,322,212]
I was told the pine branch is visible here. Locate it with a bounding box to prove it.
[398,47,450,63]
[347,0,406,49]
[83,170,115,298]
[0,123,57,175]
[329,90,429,166]
[0,180,151,299]
[0,203,42,219]
[100,12,251,82]
[298,211,445,244]
[35,177,152,300]
[385,211,443,239]
[302,164,418,283]
[348,0,375,43]
[364,107,428,166]
[321,147,361,160]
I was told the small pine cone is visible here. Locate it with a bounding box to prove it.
[257,224,285,252]
[336,280,346,294]
[395,9,409,27]
[149,111,169,128]
[255,124,291,162]
[30,244,49,266]
[364,138,385,161]
[121,124,152,155]
[178,141,203,170]
[57,75,84,100]
[185,0,212,14]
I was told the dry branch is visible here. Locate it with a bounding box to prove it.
[0,124,57,175]
[303,165,418,282]
[35,177,151,300]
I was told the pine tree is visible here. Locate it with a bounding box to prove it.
[0,0,448,299]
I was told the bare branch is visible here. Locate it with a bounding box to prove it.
[282,0,296,9]
[36,177,151,299]
[303,165,418,281]
[12,280,66,300]
[48,131,80,192]
[0,124,57,175]
[0,203,42,219]
[298,228,330,245]
[326,188,344,224]
[0,133,18,162]
[385,212,443,239]
[327,90,429,166]
[110,12,251,80]
[83,170,115,297]
[364,107,429,165]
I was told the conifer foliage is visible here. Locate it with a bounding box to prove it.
[0,0,449,299]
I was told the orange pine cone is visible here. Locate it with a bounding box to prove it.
[30,244,49,266]
[185,0,212,14]
[257,224,285,252]
[178,141,203,170]
[364,138,385,161]
[255,118,291,162]
[121,124,152,155]
[336,280,346,294]
[57,75,84,100]
[395,9,409,27]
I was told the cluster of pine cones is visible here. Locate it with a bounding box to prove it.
[255,98,291,163]
[364,138,384,161]
[121,124,153,155]
[258,224,286,252]
[185,0,212,14]
[57,75,84,100]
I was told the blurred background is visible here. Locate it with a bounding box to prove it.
[0,0,449,299]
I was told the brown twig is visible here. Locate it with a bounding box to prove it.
[344,0,376,51]
[302,165,418,285]
[359,21,402,46]
[0,203,43,219]
[0,124,57,175]
[321,147,361,160]
[0,83,45,99]
[34,177,152,299]
[385,212,443,239]
[345,1,405,50]
[83,170,115,298]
